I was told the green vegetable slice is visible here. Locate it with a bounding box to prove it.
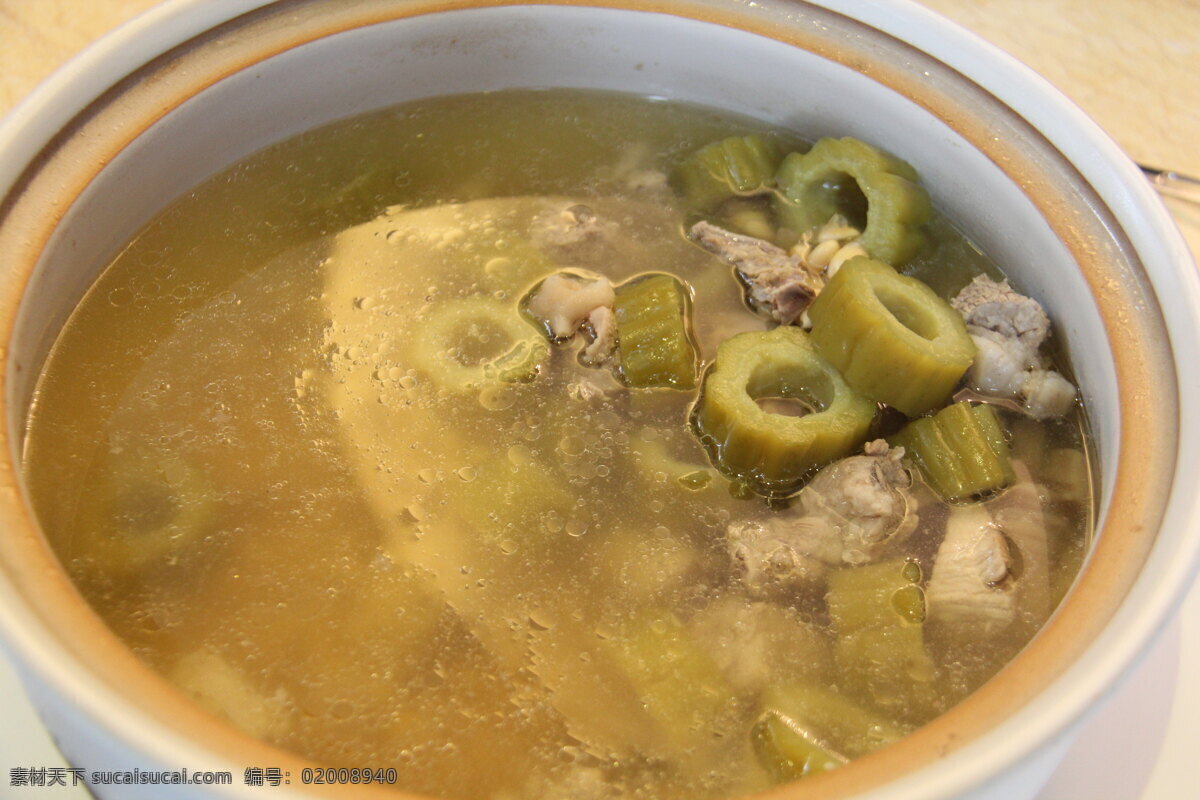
[614,273,699,389]
[774,136,931,264]
[672,135,785,210]
[75,447,216,573]
[691,326,876,497]
[752,712,847,781]
[753,681,908,782]
[827,560,938,720]
[484,339,546,384]
[808,257,976,416]
[889,402,1016,500]
[410,295,549,393]
[628,427,714,492]
[605,610,736,750]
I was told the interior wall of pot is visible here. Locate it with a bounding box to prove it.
[9,2,1118,498]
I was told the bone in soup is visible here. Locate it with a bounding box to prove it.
[22,90,1092,800]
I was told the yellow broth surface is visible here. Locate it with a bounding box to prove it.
[23,91,1091,800]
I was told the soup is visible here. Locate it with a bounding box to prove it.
[22,90,1092,799]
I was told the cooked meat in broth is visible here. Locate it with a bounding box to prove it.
[22,90,1092,800]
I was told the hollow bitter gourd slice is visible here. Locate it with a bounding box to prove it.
[410,295,549,393]
[605,609,737,753]
[672,135,785,210]
[75,447,216,573]
[807,257,976,416]
[774,136,931,264]
[691,326,876,497]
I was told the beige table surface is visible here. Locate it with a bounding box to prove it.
[1,1,1199,799]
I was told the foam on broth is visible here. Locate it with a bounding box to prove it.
[22,90,1091,800]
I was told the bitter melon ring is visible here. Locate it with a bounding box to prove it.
[774,137,931,264]
[692,326,876,497]
[808,257,976,416]
[672,135,784,211]
[411,295,549,393]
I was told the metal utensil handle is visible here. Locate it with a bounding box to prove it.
[1141,165,1200,205]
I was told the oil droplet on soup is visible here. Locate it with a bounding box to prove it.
[23,90,1092,800]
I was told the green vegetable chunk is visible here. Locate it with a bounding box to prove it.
[484,339,546,384]
[628,428,714,491]
[410,295,549,393]
[614,273,699,389]
[672,135,785,210]
[808,257,976,416]
[752,681,908,782]
[691,326,876,497]
[890,402,1016,500]
[827,560,937,720]
[77,448,216,573]
[774,136,931,264]
[606,610,736,750]
[752,713,846,781]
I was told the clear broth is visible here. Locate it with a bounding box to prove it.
[23,90,1091,800]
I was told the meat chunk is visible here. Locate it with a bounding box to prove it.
[797,440,918,565]
[1020,369,1077,419]
[925,505,1017,635]
[687,596,832,695]
[503,766,618,800]
[951,274,1077,419]
[689,220,824,325]
[530,204,613,262]
[727,516,841,597]
[525,271,615,341]
[966,328,1034,396]
[690,216,869,327]
[610,142,672,196]
[726,440,918,596]
[951,274,1050,352]
[580,305,617,366]
[566,369,624,403]
[525,270,619,372]
[927,460,1052,641]
[171,649,291,739]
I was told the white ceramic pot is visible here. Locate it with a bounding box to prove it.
[1,2,1197,799]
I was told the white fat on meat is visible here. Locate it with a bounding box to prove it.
[951,274,1076,419]
[926,505,1017,636]
[966,328,1033,397]
[927,460,1052,641]
[726,440,917,596]
[580,305,617,367]
[1020,369,1078,421]
[525,271,615,341]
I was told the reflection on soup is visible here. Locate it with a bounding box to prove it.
[23,90,1092,800]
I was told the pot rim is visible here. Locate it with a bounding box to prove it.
[1,2,1199,799]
